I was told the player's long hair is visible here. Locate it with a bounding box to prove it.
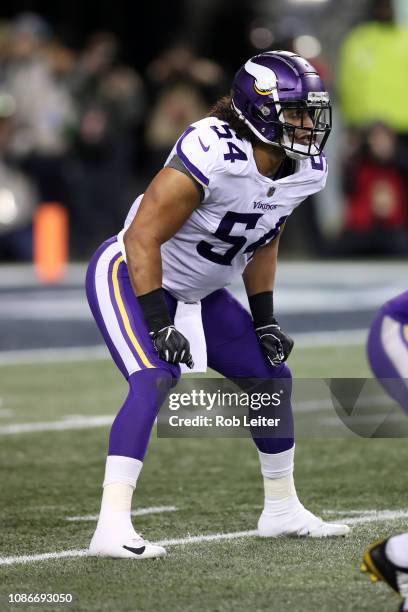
[207,95,256,143]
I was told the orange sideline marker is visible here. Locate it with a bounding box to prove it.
[34,203,69,283]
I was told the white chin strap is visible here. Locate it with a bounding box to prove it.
[282,133,320,160]
[285,148,310,161]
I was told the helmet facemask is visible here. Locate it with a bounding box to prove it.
[255,97,332,160]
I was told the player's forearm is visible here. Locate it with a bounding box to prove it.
[243,240,293,363]
[124,233,173,331]
[242,231,281,296]
[242,262,276,296]
[124,233,163,296]
[242,239,279,327]
[242,245,278,297]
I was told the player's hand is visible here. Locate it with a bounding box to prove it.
[149,325,194,368]
[255,319,294,366]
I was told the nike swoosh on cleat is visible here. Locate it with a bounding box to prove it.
[198,137,210,152]
[122,545,146,555]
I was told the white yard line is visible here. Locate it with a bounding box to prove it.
[0,416,113,435]
[337,510,408,525]
[0,549,89,566]
[1,509,407,566]
[66,506,178,522]
[0,393,397,436]
[155,530,258,547]
[0,532,258,566]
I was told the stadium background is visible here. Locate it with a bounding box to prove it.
[1,1,407,612]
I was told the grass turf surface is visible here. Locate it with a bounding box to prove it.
[0,343,407,612]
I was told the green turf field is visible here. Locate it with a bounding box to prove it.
[1,343,407,612]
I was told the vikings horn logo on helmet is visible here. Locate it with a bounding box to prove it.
[244,59,278,96]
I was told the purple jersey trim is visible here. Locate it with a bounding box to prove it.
[176,126,210,187]
[310,153,325,171]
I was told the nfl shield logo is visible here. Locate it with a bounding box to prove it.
[267,186,276,197]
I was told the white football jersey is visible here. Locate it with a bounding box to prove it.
[119,117,327,302]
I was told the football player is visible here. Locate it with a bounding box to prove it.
[86,50,349,558]
[362,291,408,610]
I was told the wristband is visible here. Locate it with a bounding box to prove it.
[138,288,173,333]
[248,291,275,327]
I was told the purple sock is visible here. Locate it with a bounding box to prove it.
[108,368,172,461]
[249,373,294,454]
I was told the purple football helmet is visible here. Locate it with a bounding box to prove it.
[231,50,331,159]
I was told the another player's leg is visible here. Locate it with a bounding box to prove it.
[203,289,349,538]
[363,293,408,607]
[361,533,408,611]
[85,238,179,558]
[367,292,408,414]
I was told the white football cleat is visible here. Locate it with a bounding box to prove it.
[88,529,166,559]
[258,503,350,538]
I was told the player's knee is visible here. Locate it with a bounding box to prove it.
[265,362,292,396]
[259,362,293,413]
[128,367,177,406]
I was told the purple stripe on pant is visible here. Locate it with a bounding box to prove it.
[86,237,129,379]
[86,236,180,379]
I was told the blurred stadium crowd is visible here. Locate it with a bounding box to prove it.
[0,0,407,261]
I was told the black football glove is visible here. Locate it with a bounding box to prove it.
[255,318,294,366]
[149,325,194,368]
